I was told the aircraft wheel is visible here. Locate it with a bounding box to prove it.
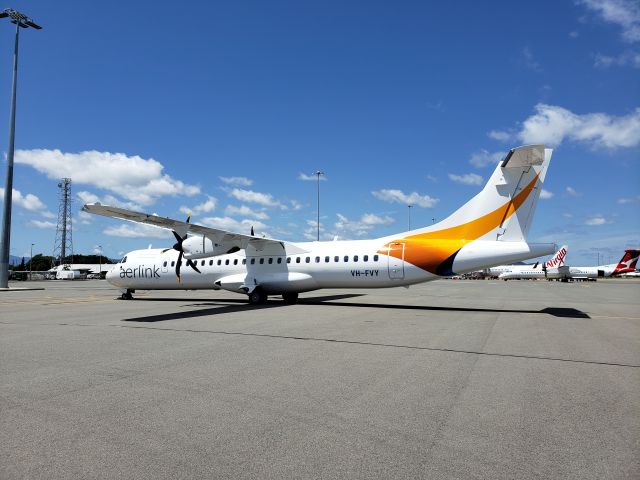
[248,288,267,305]
[120,289,134,300]
[282,292,298,304]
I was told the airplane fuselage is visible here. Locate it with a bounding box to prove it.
[107,238,555,296]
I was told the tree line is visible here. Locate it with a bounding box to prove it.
[10,254,115,271]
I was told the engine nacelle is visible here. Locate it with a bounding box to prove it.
[182,236,239,259]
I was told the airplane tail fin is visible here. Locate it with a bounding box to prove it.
[409,145,552,242]
[380,145,553,276]
[613,249,640,274]
[545,245,568,268]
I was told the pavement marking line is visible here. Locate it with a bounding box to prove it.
[591,315,640,321]
[103,323,640,369]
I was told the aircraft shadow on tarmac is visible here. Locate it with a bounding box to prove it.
[122,293,590,322]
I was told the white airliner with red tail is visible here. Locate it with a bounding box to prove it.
[549,249,639,281]
[485,244,568,278]
[83,144,556,304]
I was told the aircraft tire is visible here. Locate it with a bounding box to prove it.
[282,292,298,304]
[248,288,267,305]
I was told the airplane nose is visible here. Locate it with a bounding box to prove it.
[105,267,116,282]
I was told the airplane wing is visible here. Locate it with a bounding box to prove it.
[82,203,308,254]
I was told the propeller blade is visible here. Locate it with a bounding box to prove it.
[161,248,171,254]
[176,251,183,281]
[186,259,201,274]
[172,230,183,244]
[250,226,255,236]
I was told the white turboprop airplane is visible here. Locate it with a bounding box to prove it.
[485,244,568,278]
[83,144,556,304]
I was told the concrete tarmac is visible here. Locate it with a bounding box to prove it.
[1,279,639,479]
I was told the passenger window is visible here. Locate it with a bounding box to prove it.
[201,260,205,266]
[225,259,229,265]
[354,255,359,262]
[277,258,282,264]
[251,258,255,265]
[268,258,273,264]
[287,257,291,264]
[259,258,264,264]
[374,255,379,261]
[217,259,222,266]
[296,257,301,263]
[209,260,213,266]
[305,257,310,263]
[163,261,167,267]
[325,256,330,262]
[315,256,320,263]
[344,256,349,262]
[363,255,368,262]
[171,261,175,267]
[234,259,238,265]
[334,256,339,262]
[242,259,246,265]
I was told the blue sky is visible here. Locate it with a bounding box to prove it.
[1,0,638,266]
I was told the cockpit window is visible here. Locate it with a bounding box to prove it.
[120,256,127,264]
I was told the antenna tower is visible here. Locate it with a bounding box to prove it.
[53,178,73,265]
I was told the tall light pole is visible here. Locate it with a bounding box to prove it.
[0,9,42,288]
[98,245,102,278]
[313,170,324,241]
[407,204,412,230]
[29,242,34,280]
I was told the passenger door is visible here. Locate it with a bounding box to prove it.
[388,242,405,279]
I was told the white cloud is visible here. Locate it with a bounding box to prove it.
[577,0,640,43]
[0,187,55,218]
[225,204,269,220]
[448,173,484,186]
[290,199,304,210]
[333,213,395,239]
[540,189,554,199]
[520,46,543,72]
[15,149,200,206]
[469,149,505,168]
[617,195,640,204]
[298,172,327,181]
[566,186,581,197]
[371,189,439,208]
[594,50,640,68]
[75,211,93,225]
[488,130,511,142]
[29,220,56,229]
[497,104,640,149]
[219,176,253,186]
[103,223,172,239]
[179,196,217,216]
[228,188,285,209]
[200,216,268,235]
[585,214,611,226]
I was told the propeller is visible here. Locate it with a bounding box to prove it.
[161,216,201,282]
[250,226,255,236]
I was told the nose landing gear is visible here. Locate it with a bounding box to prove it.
[119,289,135,300]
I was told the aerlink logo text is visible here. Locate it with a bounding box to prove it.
[119,265,160,279]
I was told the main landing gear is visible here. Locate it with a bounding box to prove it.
[246,289,299,305]
[282,292,298,304]
[248,288,267,305]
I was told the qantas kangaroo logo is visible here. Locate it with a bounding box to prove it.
[614,250,640,273]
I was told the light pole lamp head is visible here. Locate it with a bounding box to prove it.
[0,9,42,29]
